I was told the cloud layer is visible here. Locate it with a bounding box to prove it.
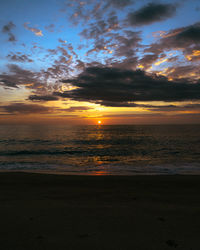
[127,2,176,26]
[55,66,200,106]
[1,0,200,120]
[2,21,16,41]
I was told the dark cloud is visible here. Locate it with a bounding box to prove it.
[0,64,35,89]
[177,23,200,42]
[0,64,47,91]
[7,33,16,42]
[127,2,176,26]
[2,21,15,33]
[75,60,86,70]
[162,65,200,80]
[146,22,200,56]
[0,64,64,95]
[112,30,142,57]
[28,95,59,102]
[148,103,200,112]
[93,100,142,107]
[2,21,16,42]
[109,56,138,70]
[0,103,53,114]
[0,103,91,115]
[58,106,91,112]
[7,53,33,63]
[54,66,200,106]
[0,79,19,89]
[138,53,159,69]
[92,101,200,112]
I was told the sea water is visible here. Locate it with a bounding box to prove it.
[0,124,200,175]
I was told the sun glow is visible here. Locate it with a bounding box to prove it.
[98,120,102,124]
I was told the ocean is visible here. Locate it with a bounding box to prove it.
[0,124,200,175]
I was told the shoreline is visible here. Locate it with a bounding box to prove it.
[0,172,199,249]
[1,168,200,176]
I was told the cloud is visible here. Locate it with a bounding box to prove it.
[185,50,200,61]
[44,44,78,78]
[112,30,142,57]
[45,24,55,32]
[67,3,142,60]
[28,95,59,102]
[54,66,200,106]
[138,54,159,69]
[24,22,43,36]
[59,106,91,112]
[0,64,46,91]
[2,21,16,42]
[0,64,64,95]
[7,53,33,63]
[80,14,119,40]
[146,22,200,56]
[65,0,133,26]
[75,60,85,70]
[82,25,141,59]
[43,47,74,78]
[0,103,91,115]
[162,65,200,80]
[2,21,15,33]
[0,103,53,114]
[54,55,73,65]
[175,23,200,42]
[91,101,200,112]
[127,2,176,26]
[105,0,133,9]
[58,38,67,44]
[0,79,19,89]
[109,56,138,70]
[68,0,91,25]
[147,103,200,112]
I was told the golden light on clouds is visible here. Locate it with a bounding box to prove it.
[137,64,144,69]
[154,57,168,66]
[186,50,200,61]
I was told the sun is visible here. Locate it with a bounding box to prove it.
[98,120,102,125]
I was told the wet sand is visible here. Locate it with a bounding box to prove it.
[0,172,199,250]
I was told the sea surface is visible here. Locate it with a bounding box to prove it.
[0,124,200,175]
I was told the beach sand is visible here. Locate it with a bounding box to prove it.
[0,172,199,250]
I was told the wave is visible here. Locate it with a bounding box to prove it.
[0,162,200,175]
[0,147,140,157]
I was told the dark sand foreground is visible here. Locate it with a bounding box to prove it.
[0,172,199,250]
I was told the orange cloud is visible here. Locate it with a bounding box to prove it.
[186,50,200,61]
[24,22,43,37]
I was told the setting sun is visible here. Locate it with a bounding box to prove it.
[98,120,102,124]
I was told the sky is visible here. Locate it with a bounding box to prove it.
[0,0,200,125]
